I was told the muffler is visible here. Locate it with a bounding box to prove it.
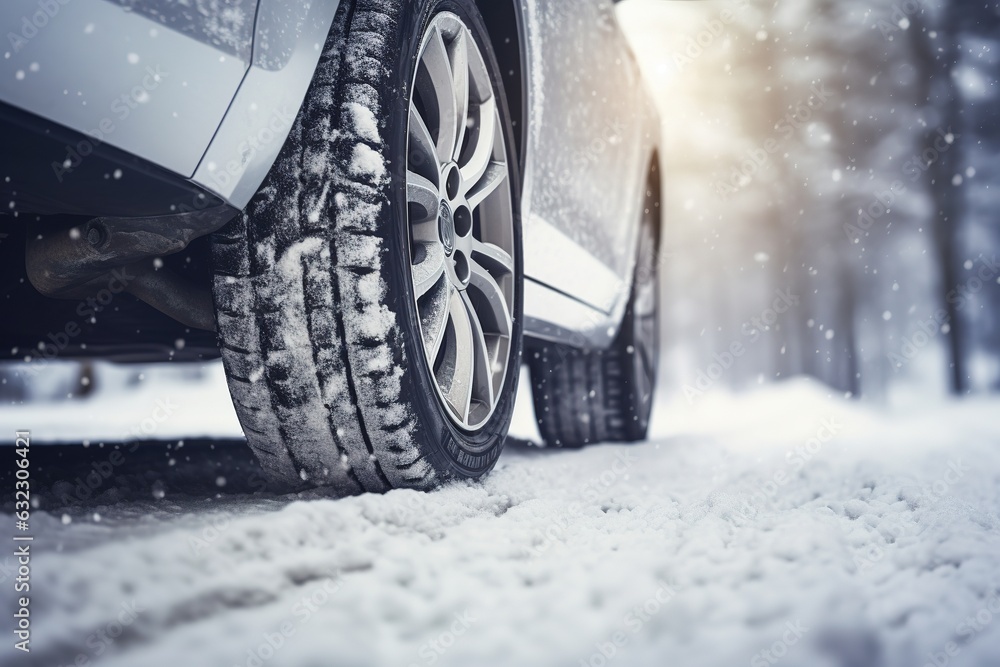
[26,207,236,332]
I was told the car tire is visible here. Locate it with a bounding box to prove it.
[211,0,523,492]
[528,171,660,448]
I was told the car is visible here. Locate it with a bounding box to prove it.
[0,0,663,493]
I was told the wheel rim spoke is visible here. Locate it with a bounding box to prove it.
[443,289,476,422]
[407,170,439,223]
[467,161,508,210]
[460,97,497,191]
[420,279,452,364]
[406,12,516,432]
[463,290,496,417]
[449,29,470,163]
[411,241,446,299]
[471,240,514,276]
[408,107,438,183]
[418,25,460,164]
[468,258,513,339]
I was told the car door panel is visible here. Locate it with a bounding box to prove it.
[519,0,646,314]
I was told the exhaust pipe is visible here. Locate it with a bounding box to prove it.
[26,207,236,332]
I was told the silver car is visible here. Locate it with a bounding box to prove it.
[0,0,662,492]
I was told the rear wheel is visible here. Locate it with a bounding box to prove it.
[212,0,522,492]
[529,173,660,447]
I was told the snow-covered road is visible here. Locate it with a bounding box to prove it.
[3,380,1000,667]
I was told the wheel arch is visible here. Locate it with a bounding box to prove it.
[608,144,663,349]
[475,0,527,183]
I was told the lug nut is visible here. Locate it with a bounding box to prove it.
[86,225,106,247]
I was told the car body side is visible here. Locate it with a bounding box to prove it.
[0,0,660,354]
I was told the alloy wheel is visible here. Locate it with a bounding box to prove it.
[630,223,659,417]
[406,12,516,432]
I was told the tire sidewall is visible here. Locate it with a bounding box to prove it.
[383,0,524,478]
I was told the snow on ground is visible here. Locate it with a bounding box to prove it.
[2,377,1000,667]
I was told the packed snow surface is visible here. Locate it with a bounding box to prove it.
[3,379,1000,667]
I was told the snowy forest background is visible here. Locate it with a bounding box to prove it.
[621,0,1000,406]
[2,0,999,414]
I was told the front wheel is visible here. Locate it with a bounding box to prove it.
[212,0,523,492]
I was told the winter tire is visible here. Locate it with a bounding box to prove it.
[528,169,660,448]
[212,0,523,492]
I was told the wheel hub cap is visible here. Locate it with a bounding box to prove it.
[439,202,456,256]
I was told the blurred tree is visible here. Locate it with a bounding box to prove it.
[910,2,969,394]
[951,1,1000,392]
